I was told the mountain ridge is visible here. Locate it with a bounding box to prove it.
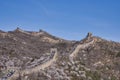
[0,28,120,80]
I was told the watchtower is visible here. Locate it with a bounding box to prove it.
[86,32,92,39]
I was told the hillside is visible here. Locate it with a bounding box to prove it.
[0,28,120,80]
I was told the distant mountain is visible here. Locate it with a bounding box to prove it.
[0,28,120,80]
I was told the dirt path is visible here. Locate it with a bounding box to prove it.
[70,39,94,58]
[9,51,58,80]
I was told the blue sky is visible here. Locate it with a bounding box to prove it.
[0,0,120,42]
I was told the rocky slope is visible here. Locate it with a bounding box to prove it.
[0,28,120,80]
